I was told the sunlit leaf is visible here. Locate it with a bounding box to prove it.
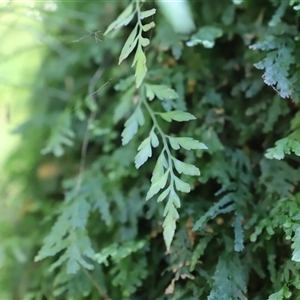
[158,110,196,122]
[142,21,155,32]
[119,24,139,64]
[150,130,159,148]
[163,199,179,250]
[169,137,207,151]
[151,153,167,183]
[122,106,144,145]
[134,47,147,87]
[140,8,156,19]
[135,136,152,168]
[157,187,171,202]
[105,3,135,35]
[145,84,178,101]
[146,170,170,200]
[174,176,191,193]
[173,158,200,176]
[140,37,150,47]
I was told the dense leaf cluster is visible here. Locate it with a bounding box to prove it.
[1,0,300,299]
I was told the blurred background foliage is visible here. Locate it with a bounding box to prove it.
[1,0,300,299]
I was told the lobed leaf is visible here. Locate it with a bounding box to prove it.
[267,288,285,300]
[163,199,179,251]
[168,136,207,151]
[150,130,159,148]
[140,8,156,19]
[142,21,155,32]
[151,153,168,185]
[169,189,181,208]
[168,137,180,150]
[145,84,178,101]
[121,106,145,145]
[146,170,170,200]
[133,47,147,88]
[158,110,196,122]
[105,3,135,35]
[265,137,300,160]
[252,39,296,99]
[174,176,191,193]
[173,158,200,176]
[140,37,150,47]
[119,24,139,65]
[157,187,171,202]
[135,136,152,168]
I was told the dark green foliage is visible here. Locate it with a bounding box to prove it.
[2,0,300,299]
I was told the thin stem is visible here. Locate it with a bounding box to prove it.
[135,0,144,56]
[142,96,175,186]
[136,0,142,27]
[75,66,105,193]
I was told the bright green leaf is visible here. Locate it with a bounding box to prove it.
[168,137,180,150]
[135,137,152,168]
[163,200,179,250]
[151,152,168,183]
[142,21,155,32]
[105,3,135,35]
[146,84,178,101]
[169,189,181,208]
[163,216,176,251]
[140,37,150,47]
[136,106,145,126]
[268,289,284,300]
[150,130,159,148]
[158,110,196,122]
[169,137,207,151]
[174,176,191,193]
[122,106,144,145]
[146,84,155,100]
[133,47,147,88]
[146,170,170,200]
[157,187,171,202]
[173,158,200,176]
[265,138,300,160]
[140,8,156,19]
[119,24,138,64]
